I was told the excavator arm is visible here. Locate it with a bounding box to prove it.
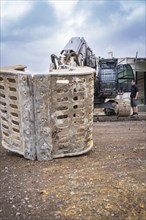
[50,37,96,69]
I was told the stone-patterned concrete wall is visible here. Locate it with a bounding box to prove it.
[0,71,36,160]
[0,67,95,161]
[33,74,53,161]
[51,73,94,159]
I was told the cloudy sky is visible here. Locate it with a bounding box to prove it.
[1,0,145,73]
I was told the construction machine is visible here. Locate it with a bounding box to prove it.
[94,58,134,115]
[51,37,96,70]
[50,37,134,116]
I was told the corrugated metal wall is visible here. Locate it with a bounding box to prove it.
[137,72,145,104]
[118,58,146,107]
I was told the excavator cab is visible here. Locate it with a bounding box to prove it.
[95,58,118,99]
[117,64,134,92]
[94,58,134,116]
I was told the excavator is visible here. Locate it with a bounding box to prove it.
[50,37,134,116]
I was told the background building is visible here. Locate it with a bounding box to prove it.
[118,57,146,112]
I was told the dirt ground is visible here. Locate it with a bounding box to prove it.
[0,120,146,220]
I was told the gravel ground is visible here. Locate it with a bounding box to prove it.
[0,120,146,220]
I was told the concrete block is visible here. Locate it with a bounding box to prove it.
[0,67,95,160]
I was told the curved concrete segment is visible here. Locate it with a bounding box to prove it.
[0,66,95,160]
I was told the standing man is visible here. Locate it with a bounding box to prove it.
[130,79,139,115]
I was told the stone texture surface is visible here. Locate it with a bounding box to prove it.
[18,74,36,160]
[0,71,36,160]
[33,74,53,161]
[0,67,95,160]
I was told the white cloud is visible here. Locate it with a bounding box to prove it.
[48,0,78,19]
[65,10,90,30]
[1,0,33,26]
[1,0,145,72]
[120,0,143,11]
[126,5,145,22]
